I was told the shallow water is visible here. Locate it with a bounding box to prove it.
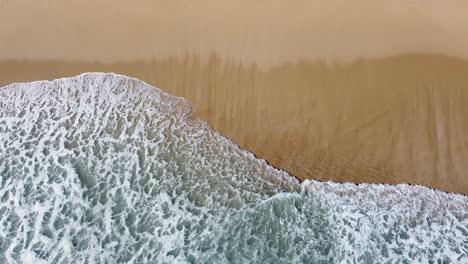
[0,73,467,263]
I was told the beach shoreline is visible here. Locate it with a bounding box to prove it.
[2,0,468,194]
[1,54,468,195]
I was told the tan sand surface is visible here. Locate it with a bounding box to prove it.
[2,0,468,64]
[1,1,468,194]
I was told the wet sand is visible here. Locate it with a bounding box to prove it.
[1,55,468,194]
[1,0,468,194]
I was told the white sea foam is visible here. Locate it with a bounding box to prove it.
[0,73,466,263]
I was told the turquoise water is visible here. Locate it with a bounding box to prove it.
[0,73,467,263]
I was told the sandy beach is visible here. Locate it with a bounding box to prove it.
[1,0,468,194]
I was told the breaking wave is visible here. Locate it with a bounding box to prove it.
[0,73,466,263]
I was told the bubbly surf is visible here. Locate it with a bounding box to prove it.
[0,73,466,263]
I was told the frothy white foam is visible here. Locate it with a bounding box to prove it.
[0,73,466,263]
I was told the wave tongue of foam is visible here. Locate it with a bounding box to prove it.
[0,73,467,263]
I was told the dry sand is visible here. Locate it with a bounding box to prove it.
[1,1,468,194]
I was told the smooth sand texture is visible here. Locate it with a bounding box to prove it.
[2,0,468,64]
[1,1,468,194]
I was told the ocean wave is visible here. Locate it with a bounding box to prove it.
[0,73,466,263]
